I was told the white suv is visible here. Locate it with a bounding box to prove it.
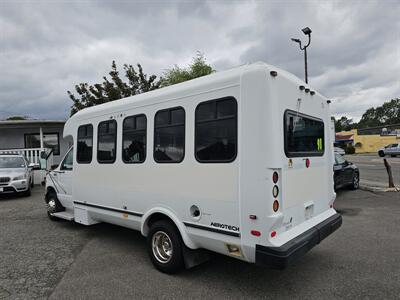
[0,154,34,196]
[378,143,400,157]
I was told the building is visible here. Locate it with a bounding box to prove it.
[335,124,400,153]
[0,120,70,165]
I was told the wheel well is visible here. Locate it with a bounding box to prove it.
[144,213,178,236]
[45,187,56,201]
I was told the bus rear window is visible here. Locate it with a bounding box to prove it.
[284,110,324,157]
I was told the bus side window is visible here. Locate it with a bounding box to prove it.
[97,120,117,163]
[195,97,237,163]
[154,107,185,163]
[77,124,93,163]
[122,114,147,163]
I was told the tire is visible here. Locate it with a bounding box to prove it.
[378,151,385,157]
[45,190,64,221]
[147,220,184,274]
[30,177,34,188]
[23,186,31,197]
[350,172,359,190]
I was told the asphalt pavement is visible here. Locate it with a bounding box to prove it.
[1,186,399,299]
[345,154,400,188]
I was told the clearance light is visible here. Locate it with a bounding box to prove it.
[272,172,279,183]
[299,85,305,91]
[270,231,277,238]
[305,158,310,168]
[272,185,279,198]
[305,88,310,93]
[310,91,315,95]
[251,230,261,237]
[270,70,278,77]
[273,200,279,212]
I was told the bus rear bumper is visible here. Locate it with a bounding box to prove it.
[255,213,342,269]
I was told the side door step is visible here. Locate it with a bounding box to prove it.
[51,211,74,221]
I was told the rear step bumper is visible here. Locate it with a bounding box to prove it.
[255,213,342,269]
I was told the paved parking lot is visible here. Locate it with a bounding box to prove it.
[1,186,399,299]
[345,154,400,187]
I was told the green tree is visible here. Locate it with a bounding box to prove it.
[68,61,160,116]
[68,53,215,116]
[358,98,400,128]
[160,52,214,87]
[6,116,27,120]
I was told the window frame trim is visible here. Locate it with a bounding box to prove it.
[97,119,118,164]
[60,147,73,171]
[153,106,186,164]
[24,132,60,156]
[122,114,147,164]
[283,109,325,158]
[76,124,94,164]
[194,96,238,164]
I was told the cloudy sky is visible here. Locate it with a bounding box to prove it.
[1,0,399,122]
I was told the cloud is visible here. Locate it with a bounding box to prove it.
[0,0,399,121]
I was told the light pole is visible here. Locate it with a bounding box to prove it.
[291,27,312,83]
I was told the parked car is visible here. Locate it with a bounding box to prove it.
[334,147,345,155]
[334,153,359,190]
[0,154,34,196]
[378,143,400,157]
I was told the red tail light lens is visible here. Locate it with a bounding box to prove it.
[273,200,279,212]
[272,172,279,183]
[270,231,277,238]
[305,158,310,168]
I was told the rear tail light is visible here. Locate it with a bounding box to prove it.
[272,172,279,183]
[272,185,279,198]
[273,200,279,212]
[305,158,310,168]
[270,231,277,238]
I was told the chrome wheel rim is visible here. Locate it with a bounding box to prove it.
[152,231,173,264]
[47,198,56,213]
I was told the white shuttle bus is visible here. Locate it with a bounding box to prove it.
[45,62,342,273]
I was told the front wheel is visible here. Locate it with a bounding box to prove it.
[45,191,64,221]
[350,172,360,190]
[378,151,385,157]
[147,220,184,274]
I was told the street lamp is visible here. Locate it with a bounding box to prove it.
[291,27,312,83]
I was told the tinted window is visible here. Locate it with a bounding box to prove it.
[284,110,324,157]
[97,120,117,163]
[154,107,185,163]
[122,115,147,163]
[61,148,73,170]
[195,97,237,162]
[77,124,93,163]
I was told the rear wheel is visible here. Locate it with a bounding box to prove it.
[378,151,385,157]
[350,172,359,190]
[147,220,184,274]
[46,191,63,221]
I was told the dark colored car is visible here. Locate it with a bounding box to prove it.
[334,153,359,190]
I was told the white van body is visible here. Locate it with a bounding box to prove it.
[45,62,341,271]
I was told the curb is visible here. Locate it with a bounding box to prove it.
[359,184,400,192]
